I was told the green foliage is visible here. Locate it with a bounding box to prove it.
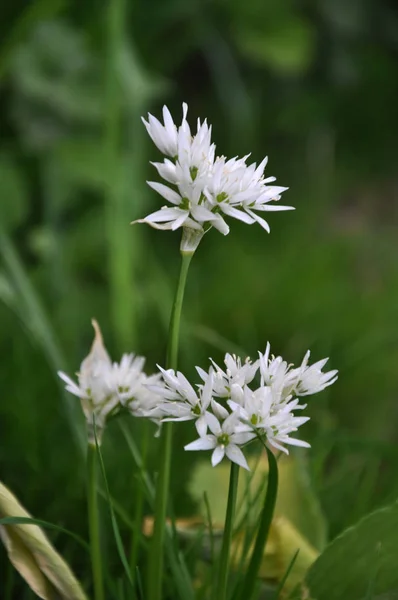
[290,501,398,600]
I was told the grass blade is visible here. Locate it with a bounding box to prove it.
[94,426,134,590]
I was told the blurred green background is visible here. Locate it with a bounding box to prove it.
[1,0,398,594]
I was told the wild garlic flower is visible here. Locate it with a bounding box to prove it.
[149,366,214,437]
[196,354,258,399]
[58,320,162,443]
[134,103,293,249]
[152,345,337,468]
[185,412,255,470]
[258,343,338,399]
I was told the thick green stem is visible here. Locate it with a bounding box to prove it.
[216,461,240,600]
[87,443,104,600]
[240,447,278,600]
[147,251,193,600]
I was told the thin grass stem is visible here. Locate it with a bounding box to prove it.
[87,443,104,600]
[130,420,150,573]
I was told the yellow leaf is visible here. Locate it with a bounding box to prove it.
[0,482,88,600]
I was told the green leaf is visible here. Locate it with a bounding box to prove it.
[291,501,398,600]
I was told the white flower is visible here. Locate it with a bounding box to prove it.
[134,102,293,241]
[153,366,214,437]
[197,353,259,399]
[139,346,337,465]
[258,343,299,399]
[204,155,293,232]
[184,412,255,470]
[58,320,117,443]
[106,354,164,418]
[229,385,310,454]
[258,343,338,400]
[58,320,163,442]
[294,351,338,396]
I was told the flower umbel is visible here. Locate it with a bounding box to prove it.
[133,103,294,245]
[151,344,338,468]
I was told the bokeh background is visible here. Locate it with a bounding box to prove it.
[1,0,398,594]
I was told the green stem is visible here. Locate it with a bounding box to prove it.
[166,252,193,368]
[147,251,193,600]
[240,447,278,600]
[87,443,105,600]
[129,420,150,573]
[216,461,240,600]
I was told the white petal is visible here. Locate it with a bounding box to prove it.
[205,412,222,436]
[147,181,182,205]
[196,416,208,438]
[211,399,229,421]
[231,431,256,445]
[201,369,214,410]
[151,160,178,184]
[143,207,187,223]
[268,439,289,454]
[171,211,190,230]
[190,204,217,223]
[254,204,295,212]
[245,209,270,232]
[211,214,230,235]
[195,366,208,382]
[280,436,311,448]
[211,446,225,467]
[223,412,239,435]
[221,205,255,224]
[58,371,81,396]
[185,436,216,451]
[226,444,250,470]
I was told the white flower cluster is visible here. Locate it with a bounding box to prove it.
[58,320,162,443]
[134,103,293,240]
[150,344,338,470]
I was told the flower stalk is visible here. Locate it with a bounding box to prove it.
[240,446,279,599]
[147,250,193,600]
[216,461,240,600]
[87,442,104,600]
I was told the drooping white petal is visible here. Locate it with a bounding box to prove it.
[211,446,225,467]
[244,209,270,233]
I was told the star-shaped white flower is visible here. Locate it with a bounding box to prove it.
[185,412,255,470]
[229,385,310,454]
[153,366,214,437]
[197,353,259,399]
